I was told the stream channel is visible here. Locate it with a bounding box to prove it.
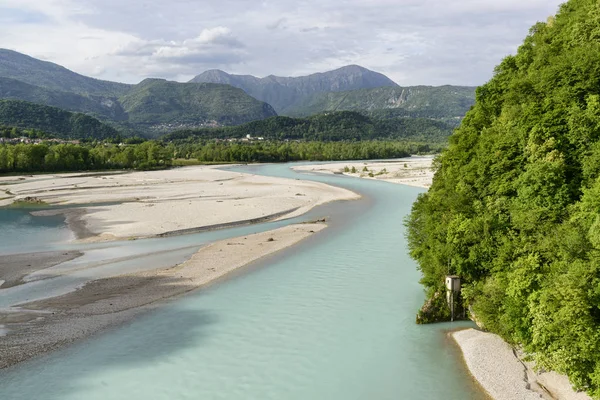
[0,161,486,399]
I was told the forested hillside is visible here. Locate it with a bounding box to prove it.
[406,0,600,396]
[0,100,120,140]
[163,111,453,142]
[119,79,278,132]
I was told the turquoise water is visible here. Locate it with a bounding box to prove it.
[0,163,485,399]
[0,207,73,254]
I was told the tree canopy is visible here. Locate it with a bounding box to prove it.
[406,1,600,396]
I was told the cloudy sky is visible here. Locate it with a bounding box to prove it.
[0,0,564,86]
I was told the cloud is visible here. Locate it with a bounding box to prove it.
[0,0,565,86]
[110,27,247,79]
[0,7,52,24]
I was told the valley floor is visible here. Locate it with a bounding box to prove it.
[0,165,358,368]
[2,159,584,400]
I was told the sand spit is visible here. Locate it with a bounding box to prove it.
[292,156,434,188]
[0,223,326,369]
[452,329,592,400]
[0,166,358,241]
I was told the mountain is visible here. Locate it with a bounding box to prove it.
[0,49,130,96]
[288,85,476,118]
[0,77,128,121]
[190,65,399,114]
[0,100,120,140]
[406,0,600,396]
[119,79,277,133]
[0,50,280,136]
[0,50,474,137]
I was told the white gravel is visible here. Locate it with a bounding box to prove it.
[453,329,544,400]
[453,329,592,400]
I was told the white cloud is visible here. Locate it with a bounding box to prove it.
[0,0,565,85]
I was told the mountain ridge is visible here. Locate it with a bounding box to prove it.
[0,50,278,135]
[0,49,130,97]
[0,49,477,138]
[190,65,399,113]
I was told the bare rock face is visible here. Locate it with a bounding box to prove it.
[416,291,450,324]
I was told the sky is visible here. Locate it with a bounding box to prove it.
[0,0,565,86]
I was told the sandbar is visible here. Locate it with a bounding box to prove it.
[0,223,326,369]
[0,166,359,241]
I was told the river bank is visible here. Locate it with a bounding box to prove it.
[0,165,358,242]
[292,156,434,188]
[452,329,591,400]
[0,222,326,369]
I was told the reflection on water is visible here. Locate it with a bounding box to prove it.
[0,162,486,400]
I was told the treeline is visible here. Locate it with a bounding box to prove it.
[406,1,600,396]
[0,141,172,173]
[162,111,453,143]
[0,138,438,173]
[176,141,435,163]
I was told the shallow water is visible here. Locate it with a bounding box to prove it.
[0,207,73,254]
[0,162,485,399]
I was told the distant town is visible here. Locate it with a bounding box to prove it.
[0,137,80,145]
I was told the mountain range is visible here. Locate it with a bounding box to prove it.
[0,50,276,135]
[190,67,475,118]
[190,65,399,114]
[0,49,476,138]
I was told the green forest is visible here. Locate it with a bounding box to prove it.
[406,0,600,396]
[162,111,453,143]
[0,141,173,172]
[0,139,433,173]
[173,140,433,163]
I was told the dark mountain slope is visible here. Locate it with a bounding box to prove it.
[0,100,121,140]
[0,49,130,96]
[0,77,127,121]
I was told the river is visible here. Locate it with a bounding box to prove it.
[0,162,486,399]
